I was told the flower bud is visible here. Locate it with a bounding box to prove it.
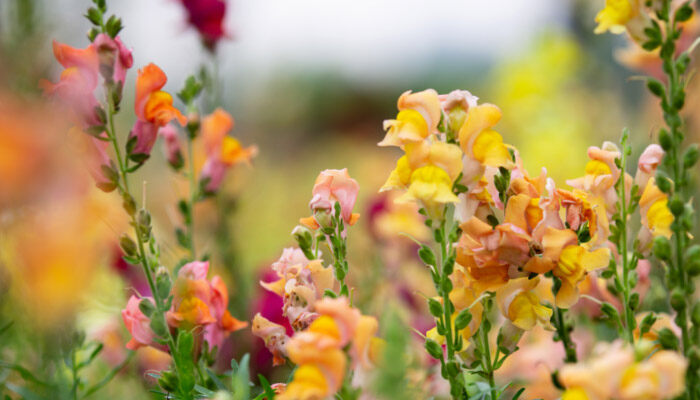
[670,288,686,311]
[657,327,680,350]
[691,303,700,326]
[425,338,443,359]
[497,320,524,355]
[119,234,137,257]
[447,107,467,136]
[313,209,334,230]
[158,370,178,392]
[156,268,172,299]
[686,245,700,277]
[428,298,443,318]
[683,144,699,169]
[655,173,672,193]
[658,128,673,151]
[454,309,473,331]
[653,236,672,260]
[138,208,151,228]
[292,225,312,245]
[669,196,684,217]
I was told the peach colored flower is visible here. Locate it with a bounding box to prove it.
[252,313,291,366]
[309,168,360,225]
[635,144,664,189]
[379,89,441,148]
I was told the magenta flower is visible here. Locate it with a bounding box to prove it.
[180,0,228,50]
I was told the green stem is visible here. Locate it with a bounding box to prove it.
[655,2,697,397]
[71,346,79,400]
[617,137,636,345]
[104,86,182,378]
[554,307,577,363]
[186,135,197,260]
[477,314,497,400]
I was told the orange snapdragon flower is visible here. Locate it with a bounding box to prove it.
[129,63,186,158]
[199,108,258,193]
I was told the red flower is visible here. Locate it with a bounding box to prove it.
[180,0,228,50]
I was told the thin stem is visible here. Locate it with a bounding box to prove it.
[83,351,135,398]
[104,87,182,377]
[554,307,577,363]
[618,139,636,345]
[71,346,78,400]
[186,136,197,260]
[479,317,496,400]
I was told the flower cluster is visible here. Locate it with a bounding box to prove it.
[559,340,686,400]
[273,298,382,399]
[377,85,679,397]
[122,261,247,351]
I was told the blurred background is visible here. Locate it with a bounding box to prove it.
[1,0,698,398]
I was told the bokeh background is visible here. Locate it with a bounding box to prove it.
[1,0,698,398]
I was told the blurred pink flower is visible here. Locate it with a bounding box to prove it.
[93,33,133,86]
[159,124,184,169]
[121,295,156,350]
[204,276,248,349]
[40,40,101,128]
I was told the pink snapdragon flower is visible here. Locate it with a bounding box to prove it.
[159,124,184,169]
[308,168,360,225]
[122,295,156,350]
[93,33,133,86]
[634,144,664,188]
[204,276,249,348]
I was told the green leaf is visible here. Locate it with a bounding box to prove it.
[85,7,102,26]
[176,331,196,398]
[232,354,251,400]
[258,374,276,399]
[138,298,155,317]
[646,78,665,98]
[418,245,436,267]
[675,1,693,22]
[105,15,123,38]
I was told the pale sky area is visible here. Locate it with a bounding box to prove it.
[50,0,572,88]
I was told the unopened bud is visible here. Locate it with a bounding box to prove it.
[684,144,699,169]
[158,370,178,392]
[669,197,684,217]
[686,245,700,277]
[653,236,671,261]
[657,327,679,350]
[313,209,333,229]
[119,234,137,257]
[655,172,672,193]
[138,208,151,227]
[292,225,312,244]
[670,288,686,311]
[691,303,700,326]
